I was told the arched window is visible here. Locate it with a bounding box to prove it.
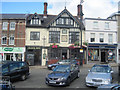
[2,36,7,45]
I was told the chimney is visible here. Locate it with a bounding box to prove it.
[43,2,48,18]
[77,4,83,20]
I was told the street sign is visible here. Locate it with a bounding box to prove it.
[80,49,83,53]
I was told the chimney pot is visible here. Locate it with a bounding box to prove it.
[43,2,48,18]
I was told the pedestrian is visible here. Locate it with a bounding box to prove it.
[46,56,48,66]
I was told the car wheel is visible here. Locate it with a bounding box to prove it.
[77,72,80,78]
[21,74,26,81]
[66,78,71,86]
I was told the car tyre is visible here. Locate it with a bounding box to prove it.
[21,74,26,81]
[66,78,71,86]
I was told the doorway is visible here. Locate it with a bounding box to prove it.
[5,54,13,61]
[62,49,67,59]
[34,49,42,65]
[101,52,106,62]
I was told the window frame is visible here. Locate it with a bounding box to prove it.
[2,36,7,45]
[93,21,98,28]
[108,34,113,43]
[69,32,79,44]
[30,32,40,40]
[99,33,104,42]
[49,31,60,43]
[90,33,95,42]
[9,36,15,45]
[10,22,15,30]
[2,22,8,30]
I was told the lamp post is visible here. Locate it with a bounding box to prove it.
[79,0,84,65]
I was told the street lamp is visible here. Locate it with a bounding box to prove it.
[79,0,84,65]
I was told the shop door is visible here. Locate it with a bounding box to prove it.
[6,54,13,61]
[34,50,41,65]
[101,52,106,62]
[62,49,67,59]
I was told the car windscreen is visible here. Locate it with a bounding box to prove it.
[53,65,70,72]
[91,66,111,73]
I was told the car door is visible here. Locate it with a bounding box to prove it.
[2,65,9,77]
[70,65,76,80]
[9,63,20,79]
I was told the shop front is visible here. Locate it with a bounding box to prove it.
[26,46,42,66]
[0,47,25,61]
[88,44,117,63]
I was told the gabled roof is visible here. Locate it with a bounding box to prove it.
[27,13,43,21]
[47,8,82,27]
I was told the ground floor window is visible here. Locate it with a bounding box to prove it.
[69,49,80,59]
[48,48,61,59]
[88,49,99,61]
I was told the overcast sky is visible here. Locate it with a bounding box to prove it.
[1,0,119,19]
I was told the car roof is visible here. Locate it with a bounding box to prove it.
[93,64,109,67]
[0,60,26,65]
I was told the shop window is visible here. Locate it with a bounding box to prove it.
[49,31,60,43]
[30,32,40,40]
[69,32,79,44]
[70,49,80,59]
[48,48,61,59]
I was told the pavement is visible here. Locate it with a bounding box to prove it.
[29,62,118,69]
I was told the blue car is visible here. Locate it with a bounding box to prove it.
[45,64,80,86]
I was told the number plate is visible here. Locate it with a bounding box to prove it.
[49,81,56,84]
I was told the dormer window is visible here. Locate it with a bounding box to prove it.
[32,16,39,25]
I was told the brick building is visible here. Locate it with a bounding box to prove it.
[0,14,26,61]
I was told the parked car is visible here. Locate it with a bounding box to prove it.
[97,84,120,90]
[46,64,80,86]
[47,59,79,70]
[0,76,15,90]
[86,64,113,87]
[0,61,30,81]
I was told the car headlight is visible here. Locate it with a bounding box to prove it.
[58,77,66,81]
[86,77,92,82]
[48,65,52,67]
[103,79,110,84]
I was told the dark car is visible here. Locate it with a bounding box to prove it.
[47,59,79,70]
[45,64,80,86]
[0,61,30,81]
[0,76,15,90]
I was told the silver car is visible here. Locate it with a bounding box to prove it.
[86,64,113,87]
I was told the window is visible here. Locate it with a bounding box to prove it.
[32,18,39,25]
[93,21,98,28]
[10,63,19,72]
[48,48,61,59]
[2,66,9,73]
[105,22,109,29]
[61,35,67,42]
[18,62,27,69]
[62,29,67,34]
[56,18,73,25]
[49,31,60,43]
[99,33,104,42]
[69,32,79,43]
[90,33,95,42]
[2,36,7,45]
[9,36,14,45]
[30,32,40,40]
[108,34,113,43]
[2,22,8,30]
[10,22,15,30]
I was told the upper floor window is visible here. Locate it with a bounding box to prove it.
[30,32,40,40]
[90,33,95,42]
[105,22,109,29]
[2,22,8,30]
[2,36,7,45]
[10,22,15,30]
[69,32,79,44]
[99,33,104,42]
[93,21,98,28]
[108,34,113,43]
[9,36,14,45]
[56,18,73,25]
[32,18,39,25]
[49,31,60,43]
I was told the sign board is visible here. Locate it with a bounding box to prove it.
[80,49,83,53]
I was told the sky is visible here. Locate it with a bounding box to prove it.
[0,0,120,19]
